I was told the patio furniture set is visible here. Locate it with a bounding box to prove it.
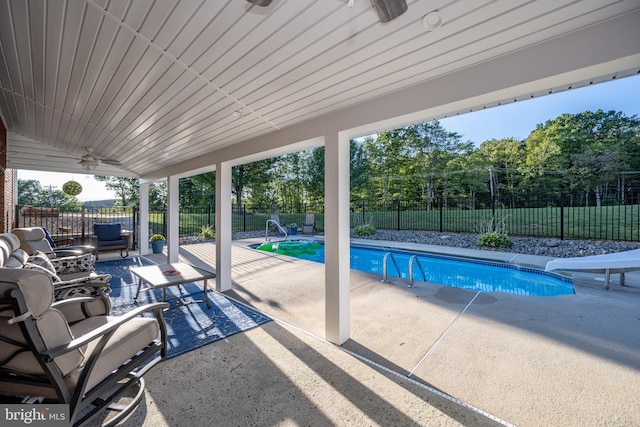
[0,224,215,425]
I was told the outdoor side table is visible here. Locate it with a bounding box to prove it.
[130,262,216,309]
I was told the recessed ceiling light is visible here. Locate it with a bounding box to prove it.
[233,111,244,119]
[421,11,444,31]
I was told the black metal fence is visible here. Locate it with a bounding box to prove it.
[14,191,640,244]
[350,192,640,241]
[14,205,141,248]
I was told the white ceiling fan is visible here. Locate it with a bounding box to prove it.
[48,147,122,171]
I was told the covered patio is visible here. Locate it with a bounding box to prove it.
[1,1,640,425]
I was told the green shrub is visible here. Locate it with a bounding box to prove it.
[354,224,376,236]
[200,224,215,239]
[150,234,165,242]
[477,232,513,248]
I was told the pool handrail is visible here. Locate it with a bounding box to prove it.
[381,252,400,283]
[408,255,426,288]
[265,219,288,242]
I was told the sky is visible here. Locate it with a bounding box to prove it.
[16,171,115,201]
[439,74,640,145]
[17,74,640,202]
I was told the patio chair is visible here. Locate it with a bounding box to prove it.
[12,227,96,258]
[302,213,316,235]
[0,268,168,426]
[92,224,130,260]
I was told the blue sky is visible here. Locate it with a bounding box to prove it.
[439,74,640,145]
[19,74,640,201]
[440,75,640,145]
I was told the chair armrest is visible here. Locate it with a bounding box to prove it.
[46,302,169,357]
[51,248,84,257]
[52,296,99,308]
[53,237,75,246]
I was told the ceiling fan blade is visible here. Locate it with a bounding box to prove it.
[246,0,273,6]
[370,0,407,23]
[100,158,122,165]
[47,154,77,159]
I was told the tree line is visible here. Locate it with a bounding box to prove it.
[18,109,640,212]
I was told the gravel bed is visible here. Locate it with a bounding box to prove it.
[224,230,640,259]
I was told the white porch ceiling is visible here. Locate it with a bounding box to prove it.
[1,0,639,178]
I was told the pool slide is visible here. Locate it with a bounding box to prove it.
[545,248,640,290]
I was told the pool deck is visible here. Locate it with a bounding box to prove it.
[111,238,640,426]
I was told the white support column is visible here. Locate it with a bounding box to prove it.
[215,162,232,291]
[166,176,179,263]
[324,132,350,345]
[139,182,150,256]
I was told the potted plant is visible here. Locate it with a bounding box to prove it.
[149,234,166,253]
[288,223,298,235]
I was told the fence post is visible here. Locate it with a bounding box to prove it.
[162,209,167,237]
[361,201,365,224]
[491,195,496,232]
[132,206,138,249]
[396,199,401,231]
[559,194,564,240]
[14,205,20,228]
[439,198,443,232]
[243,204,247,232]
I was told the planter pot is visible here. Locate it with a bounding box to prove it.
[150,240,165,254]
[289,227,297,235]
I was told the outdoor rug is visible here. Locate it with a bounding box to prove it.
[94,257,272,359]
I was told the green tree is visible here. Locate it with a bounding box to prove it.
[404,121,471,208]
[17,179,81,211]
[523,109,640,197]
[94,176,139,206]
[569,150,629,207]
[349,140,372,204]
[234,159,276,212]
[149,182,166,209]
[306,146,325,211]
[364,129,409,207]
[18,179,45,206]
[476,138,525,206]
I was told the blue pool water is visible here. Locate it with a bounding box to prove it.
[256,241,574,297]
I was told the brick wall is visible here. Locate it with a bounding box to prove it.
[0,117,14,233]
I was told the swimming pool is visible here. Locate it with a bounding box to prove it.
[255,240,574,297]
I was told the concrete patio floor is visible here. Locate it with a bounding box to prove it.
[104,238,640,426]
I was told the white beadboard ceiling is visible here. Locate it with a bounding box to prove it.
[1,0,639,177]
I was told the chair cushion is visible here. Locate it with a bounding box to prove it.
[3,254,25,269]
[0,234,22,263]
[54,274,111,300]
[24,262,61,283]
[28,251,59,277]
[50,253,95,275]
[0,269,54,318]
[97,239,127,247]
[0,309,83,377]
[11,228,53,255]
[1,233,22,252]
[68,315,160,393]
[12,227,46,241]
[93,224,122,241]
